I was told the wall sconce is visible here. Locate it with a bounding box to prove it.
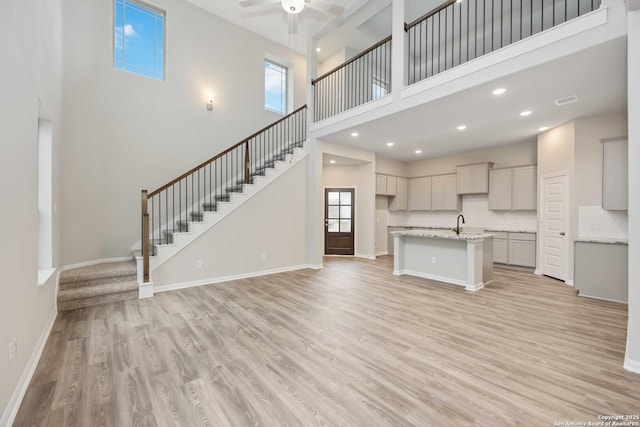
[206,93,214,111]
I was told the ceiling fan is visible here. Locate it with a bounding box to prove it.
[239,0,344,34]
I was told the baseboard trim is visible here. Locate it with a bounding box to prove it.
[0,308,57,427]
[355,253,376,260]
[565,280,575,287]
[393,269,468,288]
[154,264,316,293]
[375,251,389,256]
[624,358,640,374]
[577,293,627,304]
[61,256,133,272]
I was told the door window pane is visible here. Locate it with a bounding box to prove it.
[340,220,351,232]
[328,220,339,232]
[328,192,340,205]
[340,206,351,219]
[340,192,352,205]
[328,206,339,219]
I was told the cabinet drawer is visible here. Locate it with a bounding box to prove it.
[491,231,509,240]
[508,232,536,241]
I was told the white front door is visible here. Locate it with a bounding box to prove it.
[541,174,569,280]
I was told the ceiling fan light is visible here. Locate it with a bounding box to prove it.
[281,0,304,14]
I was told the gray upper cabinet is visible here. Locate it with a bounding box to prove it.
[488,168,513,210]
[389,177,407,211]
[512,166,537,210]
[431,174,461,211]
[457,163,490,194]
[408,176,432,210]
[376,174,387,195]
[386,175,397,196]
[602,138,628,211]
[489,165,537,211]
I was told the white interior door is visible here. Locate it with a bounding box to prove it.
[541,174,569,280]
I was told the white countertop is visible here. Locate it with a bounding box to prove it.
[388,225,536,234]
[575,238,628,245]
[391,229,495,241]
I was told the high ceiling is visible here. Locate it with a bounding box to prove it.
[183,0,441,62]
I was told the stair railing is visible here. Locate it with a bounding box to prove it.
[405,0,601,85]
[311,35,392,122]
[140,105,307,283]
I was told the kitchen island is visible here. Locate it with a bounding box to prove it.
[392,229,494,291]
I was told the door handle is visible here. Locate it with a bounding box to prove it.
[559,232,566,236]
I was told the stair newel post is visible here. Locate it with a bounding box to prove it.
[141,190,150,283]
[244,140,250,185]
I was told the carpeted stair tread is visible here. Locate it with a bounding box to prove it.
[58,290,138,311]
[58,279,138,302]
[59,260,136,285]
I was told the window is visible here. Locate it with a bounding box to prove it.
[264,60,288,114]
[372,77,389,100]
[114,0,165,80]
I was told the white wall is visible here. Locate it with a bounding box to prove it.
[61,0,307,266]
[574,112,628,240]
[625,6,640,373]
[0,0,62,423]
[375,154,406,176]
[152,161,307,288]
[389,140,538,230]
[320,141,376,259]
[375,196,389,254]
[537,121,576,281]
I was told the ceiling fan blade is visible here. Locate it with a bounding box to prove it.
[307,0,344,15]
[288,14,298,34]
[239,0,280,7]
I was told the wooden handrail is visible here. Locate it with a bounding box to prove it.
[148,104,307,198]
[405,0,457,31]
[311,35,392,85]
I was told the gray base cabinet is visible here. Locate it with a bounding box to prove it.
[575,241,628,302]
[493,232,536,268]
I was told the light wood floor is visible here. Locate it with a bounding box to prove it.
[15,256,640,426]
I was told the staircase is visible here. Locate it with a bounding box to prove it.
[57,260,137,311]
[56,105,308,311]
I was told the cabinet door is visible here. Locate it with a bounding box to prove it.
[386,176,397,196]
[457,166,474,194]
[472,163,489,193]
[493,239,509,264]
[603,139,628,211]
[508,239,536,267]
[390,177,407,211]
[489,169,513,210]
[376,174,387,196]
[432,174,460,211]
[513,166,537,210]
[408,177,432,210]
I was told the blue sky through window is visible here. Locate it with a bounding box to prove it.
[114,0,164,80]
[265,61,287,114]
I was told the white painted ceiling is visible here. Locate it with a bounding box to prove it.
[182,0,442,62]
[319,37,627,161]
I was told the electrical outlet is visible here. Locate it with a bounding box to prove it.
[260,253,267,260]
[196,260,203,269]
[8,339,16,366]
[431,257,437,264]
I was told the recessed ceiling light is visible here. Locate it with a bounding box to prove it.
[492,88,507,95]
[329,159,336,164]
[351,132,359,137]
[316,47,321,52]
[538,126,549,132]
[520,110,532,117]
[457,125,467,131]
[386,142,394,147]
[415,149,422,154]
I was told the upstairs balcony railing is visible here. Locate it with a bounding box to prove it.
[312,36,392,122]
[405,0,602,84]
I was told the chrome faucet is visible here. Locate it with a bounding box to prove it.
[456,214,465,235]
